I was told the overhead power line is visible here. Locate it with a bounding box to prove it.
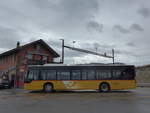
[60,39,115,64]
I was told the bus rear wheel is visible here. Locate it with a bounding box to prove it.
[43,83,53,93]
[100,83,110,92]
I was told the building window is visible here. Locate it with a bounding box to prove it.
[43,56,48,61]
[1,58,3,64]
[27,54,33,60]
[36,45,41,51]
[12,55,16,63]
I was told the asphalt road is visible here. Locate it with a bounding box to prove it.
[0,88,150,113]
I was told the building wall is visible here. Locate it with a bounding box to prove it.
[15,43,55,88]
[136,66,150,83]
[0,54,17,80]
[0,54,16,70]
[0,42,57,88]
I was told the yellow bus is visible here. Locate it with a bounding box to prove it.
[24,64,136,92]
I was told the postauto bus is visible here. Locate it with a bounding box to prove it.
[24,64,136,92]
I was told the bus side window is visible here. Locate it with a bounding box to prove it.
[41,70,57,80]
[96,70,111,80]
[41,70,47,80]
[28,70,39,80]
[28,70,34,80]
[122,68,135,80]
[87,70,96,80]
[82,69,87,80]
[72,70,81,80]
[47,70,57,80]
[57,70,70,80]
[112,70,122,79]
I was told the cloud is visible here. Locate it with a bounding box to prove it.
[65,49,86,58]
[113,23,144,34]
[59,0,99,18]
[115,49,137,57]
[0,26,20,49]
[113,25,130,34]
[92,43,116,53]
[137,7,150,18]
[30,0,100,23]
[86,21,103,33]
[30,0,58,9]
[126,42,136,47]
[47,39,61,50]
[130,23,144,32]
[0,0,150,65]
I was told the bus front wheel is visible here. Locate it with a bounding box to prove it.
[100,83,110,92]
[43,83,53,93]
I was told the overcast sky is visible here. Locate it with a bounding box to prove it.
[0,0,150,66]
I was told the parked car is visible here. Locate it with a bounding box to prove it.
[0,76,11,89]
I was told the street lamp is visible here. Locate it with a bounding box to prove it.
[73,41,76,47]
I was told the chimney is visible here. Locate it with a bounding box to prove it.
[17,41,20,48]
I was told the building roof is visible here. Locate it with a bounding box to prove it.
[0,39,60,58]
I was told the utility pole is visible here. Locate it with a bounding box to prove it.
[64,45,114,59]
[112,49,115,64]
[60,39,64,64]
[60,39,115,64]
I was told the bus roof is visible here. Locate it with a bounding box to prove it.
[28,63,134,67]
